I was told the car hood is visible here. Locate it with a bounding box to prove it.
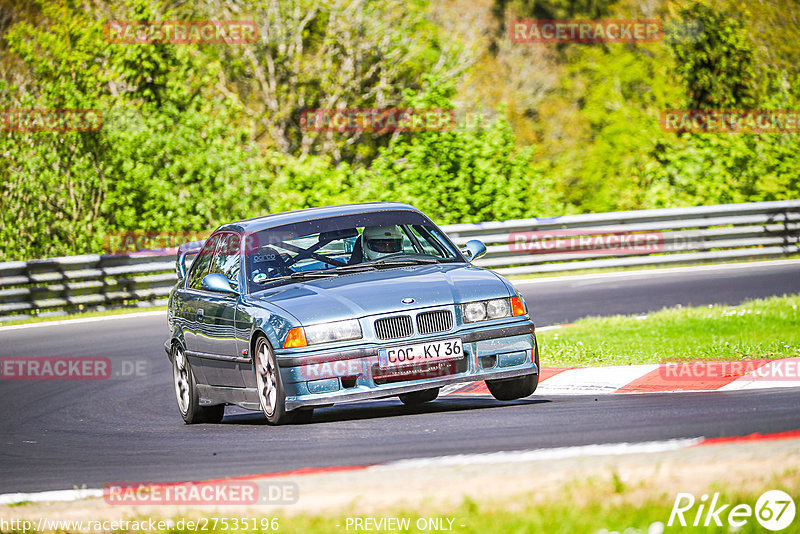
[248,264,512,325]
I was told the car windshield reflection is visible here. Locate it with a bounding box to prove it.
[247,220,460,288]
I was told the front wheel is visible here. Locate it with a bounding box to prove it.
[172,344,224,424]
[254,336,293,425]
[485,373,538,401]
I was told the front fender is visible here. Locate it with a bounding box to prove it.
[239,298,301,362]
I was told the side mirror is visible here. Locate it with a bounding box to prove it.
[201,273,239,295]
[461,239,487,262]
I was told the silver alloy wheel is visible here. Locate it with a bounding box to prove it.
[255,339,277,417]
[172,346,190,415]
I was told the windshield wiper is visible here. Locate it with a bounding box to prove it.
[289,270,340,280]
[330,263,379,273]
[254,270,338,286]
[368,257,439,268]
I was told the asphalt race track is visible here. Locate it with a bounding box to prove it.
[1,261,799,494]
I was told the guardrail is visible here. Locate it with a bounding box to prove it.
[0,253,176,323]
[452,200,800,275]
[1,200,798,323]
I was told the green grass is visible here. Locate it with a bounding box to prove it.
[539,294,800,367]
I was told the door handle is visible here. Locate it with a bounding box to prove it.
[197,308,204,320]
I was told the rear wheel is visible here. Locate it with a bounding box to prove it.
[399,387,439,405]
[172,344,224,424]
[486,373,538,401]
[254,336,292,425]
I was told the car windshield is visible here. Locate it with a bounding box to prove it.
[245,211,461,291]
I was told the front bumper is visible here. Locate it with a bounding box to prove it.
[277,320,538,410]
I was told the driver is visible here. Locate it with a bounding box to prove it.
[361,225,404,261]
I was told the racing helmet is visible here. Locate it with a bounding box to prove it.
[361,225,403,261]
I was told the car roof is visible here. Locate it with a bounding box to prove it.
[214,202,423,234]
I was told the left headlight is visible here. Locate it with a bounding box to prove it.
[462,297,526,323]
[284,319,363,348]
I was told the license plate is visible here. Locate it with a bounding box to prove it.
[378,338,463,369]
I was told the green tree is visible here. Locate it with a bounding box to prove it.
[669,1,759,110]
[642,2,800,208]
[357,83,560,223]
[0,0,270,260]
[194,0,472,164]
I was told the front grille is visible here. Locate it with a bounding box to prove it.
[374,315,413,340]
[416,310,453,335]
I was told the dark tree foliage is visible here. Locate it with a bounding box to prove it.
[669,1,759,110]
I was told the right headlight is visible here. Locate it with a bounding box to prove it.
[486,298,511,319]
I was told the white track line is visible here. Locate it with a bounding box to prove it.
[0,311,166,331]
[535,325,563,332]
[512,259,800,286]
[0,488,102,505]
[370,438,703,470]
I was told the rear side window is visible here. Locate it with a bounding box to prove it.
[208,233,242,290]
[187,234,219,290]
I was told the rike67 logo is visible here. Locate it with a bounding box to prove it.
[668,490,795,531]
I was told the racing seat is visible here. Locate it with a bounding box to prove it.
[252,246,290,280]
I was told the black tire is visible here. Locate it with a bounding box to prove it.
[486,373,539,401]
[253,335,292,425]
[172,344,225,424]
[399,387,439,405]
